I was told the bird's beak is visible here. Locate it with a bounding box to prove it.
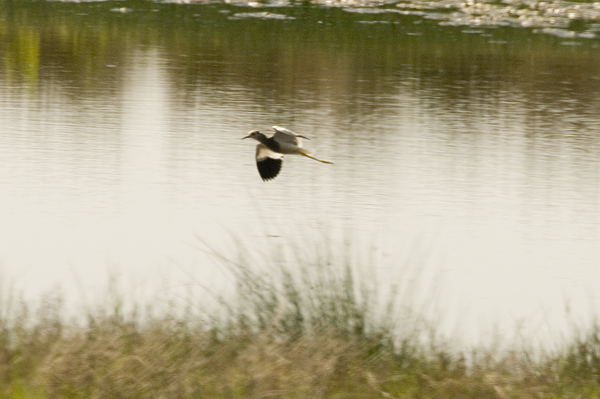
[241,135,251,140]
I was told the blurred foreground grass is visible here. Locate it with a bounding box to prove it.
[1,240,600,398]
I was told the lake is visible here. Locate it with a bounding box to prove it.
[1,0,600,344]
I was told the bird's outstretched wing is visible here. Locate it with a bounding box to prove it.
[255,144,283,181]
[271,126,309,146]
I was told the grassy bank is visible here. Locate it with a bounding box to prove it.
[1,243,600,398]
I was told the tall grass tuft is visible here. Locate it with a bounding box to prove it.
[1,239,600,397]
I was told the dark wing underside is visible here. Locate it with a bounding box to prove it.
[255,143,284,181]
[256,157,283,181]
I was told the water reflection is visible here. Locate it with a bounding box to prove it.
[1,1,600,342]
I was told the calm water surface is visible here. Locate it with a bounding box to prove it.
[1,1,600,342]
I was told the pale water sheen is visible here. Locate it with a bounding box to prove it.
[1,0,600,342]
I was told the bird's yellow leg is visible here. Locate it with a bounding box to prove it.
[300,153,333,164]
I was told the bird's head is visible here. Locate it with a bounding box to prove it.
[242,130,264,141]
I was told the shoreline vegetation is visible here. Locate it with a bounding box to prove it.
[1,242,600,398]
[163,0,600,34]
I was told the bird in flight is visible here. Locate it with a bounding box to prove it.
[242,126,333,181]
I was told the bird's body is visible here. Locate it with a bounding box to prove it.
[242,126,332,181]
